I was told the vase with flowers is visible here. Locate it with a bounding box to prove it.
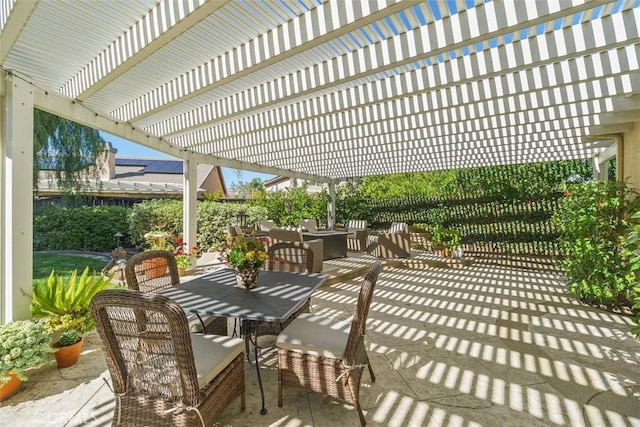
[174,237,198,276]
[222,236,267,289]
[143,224,172,278]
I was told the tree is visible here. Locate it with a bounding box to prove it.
[33,109,106,194]
[230,178,265,199]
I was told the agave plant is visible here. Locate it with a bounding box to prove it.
[30,267,113,334]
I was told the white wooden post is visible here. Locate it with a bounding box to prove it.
[1,73,34,322]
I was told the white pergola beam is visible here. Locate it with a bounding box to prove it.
[72,0,232,102]
[113,0,425,122]
[147,0,622,139]
[29,78,328,182]
[0,0,39,64]
[590,123,634,134]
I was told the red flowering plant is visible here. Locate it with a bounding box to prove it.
[173,237,198,270]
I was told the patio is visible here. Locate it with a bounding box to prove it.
[1,253,638,427]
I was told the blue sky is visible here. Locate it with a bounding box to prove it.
[101,132,275,188]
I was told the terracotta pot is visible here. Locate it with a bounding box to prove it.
[143,257,168,279]
[53,338,84,368]
[0,373,22,401]
[178,267,187,277]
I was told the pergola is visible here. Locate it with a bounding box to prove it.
[1,0,639,322]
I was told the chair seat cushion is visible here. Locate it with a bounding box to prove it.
[275,313,351,359]
[190,334,244,388]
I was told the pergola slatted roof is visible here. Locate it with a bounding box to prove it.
[1,0,638,182]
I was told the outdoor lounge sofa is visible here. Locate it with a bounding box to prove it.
[366,222,411,258]
[346,220,368,251]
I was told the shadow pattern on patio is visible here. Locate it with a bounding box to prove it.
[1,261,638,426]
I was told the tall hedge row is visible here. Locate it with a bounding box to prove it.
[34,200,267,252]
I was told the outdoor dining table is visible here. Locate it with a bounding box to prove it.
[157,268,328,415]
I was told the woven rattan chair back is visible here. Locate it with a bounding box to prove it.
[125,250,179,293]
[90,290,200,405]
[344,261,383,365]
[276,261,383,426]
[90,289,245,426]
[266,241,314,273]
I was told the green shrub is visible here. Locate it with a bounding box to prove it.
[30,267,113,334]
[253,185,329,227]
[34,205,130,251]
[129,199,268,252]
[553,180,640,309]
[622,211,640,337]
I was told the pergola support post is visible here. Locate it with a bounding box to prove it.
[183,158,198,269]
[1,73,34,323]
[327,180,336,229]
[621,121,640,191]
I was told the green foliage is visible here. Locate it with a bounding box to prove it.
[0,320,55,385]
[355,171,457,199]
[33,205,130,251]
[253,185,329,227]
[431,225,461,253]
[57,329,81,347]
[455,160,591,199]
[33,109,106,194]
[223,237,267,270]
[128,199,268,252]
[553,181,640,309]
[30,267,113,334]
[203,190,225,201]
[622,211,640,337]
[230,178,265,199]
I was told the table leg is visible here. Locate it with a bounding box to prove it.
[241,319,268,415]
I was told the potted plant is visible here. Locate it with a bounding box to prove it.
[143,224,173,278]
[173,236,198,276]
[30,267,112,366]
[221,236,267,289]
[431,225,461,257]
[52,329,83,368]
[0,320,55,400]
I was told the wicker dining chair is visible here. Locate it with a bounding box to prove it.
[90,289,245,427]
[242,241,315,354]
[125,250,227,335]
[275,261,383,426]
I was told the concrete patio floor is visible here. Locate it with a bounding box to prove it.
[1,253,638,426]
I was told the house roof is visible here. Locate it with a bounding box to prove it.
[36,179,185,197]
[2,1,637,181]
[113,156,217,188]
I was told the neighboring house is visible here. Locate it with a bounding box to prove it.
[263,176,326,193]
[35,143,227,207]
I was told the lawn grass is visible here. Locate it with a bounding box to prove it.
[33,253,107,281]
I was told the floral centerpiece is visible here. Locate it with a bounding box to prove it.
[174,237,198,274]
[222,236,267,289]
[0,320,55,399]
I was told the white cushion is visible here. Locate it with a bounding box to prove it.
[388,222,408,233]
[190,334,244,388]
[257,220,275,231]
[188,314,223,333]
[275,313,352,359]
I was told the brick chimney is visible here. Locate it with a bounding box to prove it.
[96,142,117,180]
